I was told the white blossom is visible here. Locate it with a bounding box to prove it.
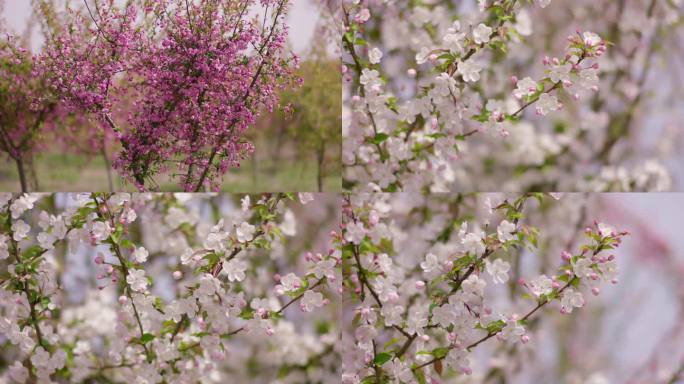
[222,258,248,282]
[126,269,149,293]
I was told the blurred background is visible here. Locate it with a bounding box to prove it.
[0,1,341,192]
[561,194,684,384]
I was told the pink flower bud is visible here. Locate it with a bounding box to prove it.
[407,68,417,77]
[521,335,530,344]
[173,271,183,280]
[94,253,105,264]
[592,287,600,296]
[415,280,426,289]
[118,295,128,305]
[561,251,572,261]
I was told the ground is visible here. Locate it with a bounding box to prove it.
[0,151,341,192]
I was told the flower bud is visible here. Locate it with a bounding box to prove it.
[561,251,572,261]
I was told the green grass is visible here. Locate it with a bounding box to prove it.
[0,152,341,192]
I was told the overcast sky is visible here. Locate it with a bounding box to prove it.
[1,0,319,54]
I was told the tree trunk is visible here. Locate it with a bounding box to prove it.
[15,156,28,192]
[251,152,258,188]
[25,155,39,191]
[101,142,114,192]
[316,140,326,192]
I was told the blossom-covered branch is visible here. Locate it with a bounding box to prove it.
[341,193,628,383]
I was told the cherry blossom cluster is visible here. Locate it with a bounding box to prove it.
[36,0,299,191]
[0,192,339,383]
[340,192,627,383]
[342,0,678,192]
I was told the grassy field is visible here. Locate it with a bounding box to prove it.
[0,151,341,192]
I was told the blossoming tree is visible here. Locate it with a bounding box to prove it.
[0,35,57,193]
[0,192,340,383]
[37,0,299,192]
[342,0,682,192]
[341,192,628,383]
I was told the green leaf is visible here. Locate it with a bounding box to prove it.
[152,297,165,314]
[373,352,392,366]
[140,333,155,344]
[383,337,399,350]
[371,133,390,145]
[20,245,43,261]
[472,108,491,123]
[432,347,450,359]
[451,254,474,274]
[413,369,427,384]
[120,239,134,249]
[484,319,506,334]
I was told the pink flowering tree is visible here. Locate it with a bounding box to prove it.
[37,0,299,191]
[341,193,628,382]
[342,0,682,192]
[0,35,57,193]
[0,192,340,383]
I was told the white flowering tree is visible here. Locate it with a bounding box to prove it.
[341,193,629,383]
[0,192,340,383]
[342,0,683,192]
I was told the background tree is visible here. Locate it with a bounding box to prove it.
[0,35,55,192]
[280,38,341,192]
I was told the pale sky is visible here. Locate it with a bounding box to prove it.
[1,0,319,54]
